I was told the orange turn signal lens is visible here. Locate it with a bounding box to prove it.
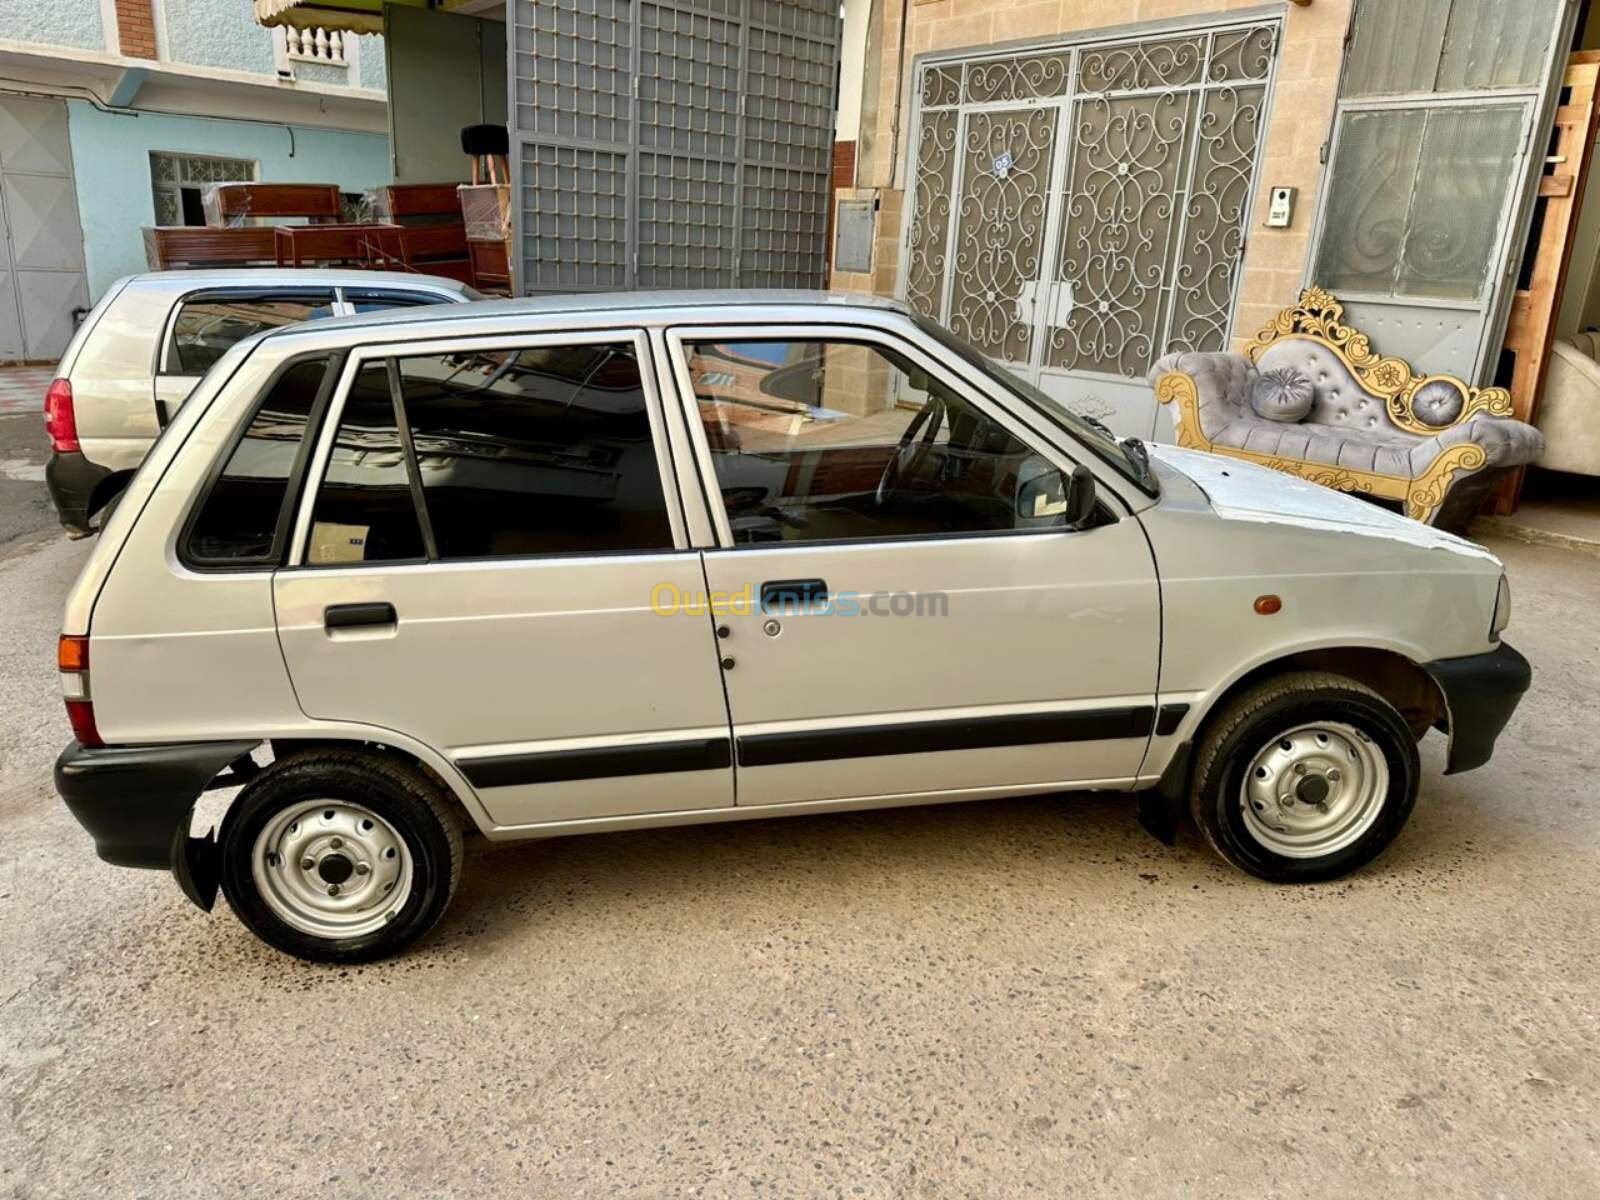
[58,634,89,672]
[1254,595,1283,616]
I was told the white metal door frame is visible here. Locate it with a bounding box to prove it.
[897,7,1285,392]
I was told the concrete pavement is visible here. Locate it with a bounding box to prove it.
[1,512,1597,1197]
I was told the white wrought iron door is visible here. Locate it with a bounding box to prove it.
[901,19,1281,439]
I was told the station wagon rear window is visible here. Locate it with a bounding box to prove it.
[168,291,336,376]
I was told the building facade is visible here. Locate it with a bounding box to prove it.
[831,0,1581,441]
[0,0,391,359]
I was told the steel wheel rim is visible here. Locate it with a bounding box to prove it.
[1238,721,1390,859]
[251,800,414,939]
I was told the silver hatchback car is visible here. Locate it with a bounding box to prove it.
[53,292,1528,962]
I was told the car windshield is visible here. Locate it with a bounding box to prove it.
[913,314,1159,495]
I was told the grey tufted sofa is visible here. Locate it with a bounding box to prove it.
[1151,288,1545,530]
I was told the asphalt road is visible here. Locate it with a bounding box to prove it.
[1,463,1597,1197]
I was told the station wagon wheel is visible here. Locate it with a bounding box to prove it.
[1188,671,1420,883]
[218,749,463,963]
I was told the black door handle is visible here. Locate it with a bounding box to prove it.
[324,602,397,631]
[760,579,829,612]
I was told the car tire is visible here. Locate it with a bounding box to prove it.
[218,749,463,963]
[1189,671,1420,883]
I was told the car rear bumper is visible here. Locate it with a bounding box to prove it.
[45,451,113,535]
[1424,642,1532,775]
[54,739,257,868]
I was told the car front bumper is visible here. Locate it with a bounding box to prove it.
[1423,642,1532,775]
[45,451,113,535]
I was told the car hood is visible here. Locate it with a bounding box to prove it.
[1147,443,1500,564]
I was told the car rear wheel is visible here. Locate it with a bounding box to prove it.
[1189,671,1420,882]
[218,749,463,962]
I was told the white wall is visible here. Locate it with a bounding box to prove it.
[835,0,870,146]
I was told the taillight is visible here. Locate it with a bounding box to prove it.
[44,378,79,453]
[58,635,101,748]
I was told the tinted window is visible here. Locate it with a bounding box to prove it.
[186,357,328,563]
[169,293,336,375]
[395,343,674,559]
[685,339,1073,545]
[306,365,426,565]
[346,289,451,314]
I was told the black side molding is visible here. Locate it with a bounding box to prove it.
[737,706,1156,768]
[459,737,733,789]
[1423,641,1532,775]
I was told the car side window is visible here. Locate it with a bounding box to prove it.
[345,289,451,314]
[185,356,331,565]
[306,365,427,565]
[683,338,1076,546]
[394,343,675,559]
[168,292,337,376]
[303,340,674,566]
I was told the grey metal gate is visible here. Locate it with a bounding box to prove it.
[900,17,1282,438]
[0,96,88,361]
[509,0,840,293]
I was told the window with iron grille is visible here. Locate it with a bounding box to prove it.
[150,152,258,227]
[509,0,842,293]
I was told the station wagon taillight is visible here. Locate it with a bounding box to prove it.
[58,635,102,748]
[44,379,79,453]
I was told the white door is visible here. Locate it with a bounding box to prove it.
[901,21,1282,440]
[273,331,734,827]
[665,326,1161,808]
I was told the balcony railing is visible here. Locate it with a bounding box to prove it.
[283,26,347,66]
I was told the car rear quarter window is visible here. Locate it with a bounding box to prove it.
[168,292,336,376]
[185,356,331,565]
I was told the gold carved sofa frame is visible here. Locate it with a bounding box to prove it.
[1152,289,1540,527]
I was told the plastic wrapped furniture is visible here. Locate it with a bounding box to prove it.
[1535,334,1600,476]
[1152,288,1545,529]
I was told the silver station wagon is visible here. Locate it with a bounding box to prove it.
[54,292,1530,961]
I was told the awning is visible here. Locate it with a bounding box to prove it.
[253,0,414,36]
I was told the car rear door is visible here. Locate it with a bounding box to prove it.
[663,323,1162,808]
[272,327,734,828]
[155,288,338,426]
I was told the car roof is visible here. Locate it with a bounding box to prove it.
[255,287,912,343]
[118,268,475,296]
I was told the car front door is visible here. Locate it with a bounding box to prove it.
[664,325,1161,808]
[272,329,734,828]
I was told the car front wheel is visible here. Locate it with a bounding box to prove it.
[1190,671,1420,882]
[218,749,463,962]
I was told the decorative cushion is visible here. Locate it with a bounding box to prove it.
[1250,368,1315,423]
[1410,379,1466,427]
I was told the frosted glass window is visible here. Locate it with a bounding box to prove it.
[1314,105,1524,301]
[1343,0,1564,96]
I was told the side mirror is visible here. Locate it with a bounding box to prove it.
[1017,464,1097,528]
[1064,464,1097,528]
